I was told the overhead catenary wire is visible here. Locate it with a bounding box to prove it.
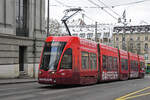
[54,0,118,24]
[50,4,104,9]
[87,0,118,20]
[84,14,97,22]
[83,13,110,25]
[54,0,102,8]
[54,0,100,23]
[111,0,150,8]
[55,0,71,8]
[52,0,150,24]
[96,0,121,17]
[53,0,150,9]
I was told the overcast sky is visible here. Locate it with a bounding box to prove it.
[46,0,150,25]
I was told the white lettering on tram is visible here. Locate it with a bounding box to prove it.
[130,71,138,78]
[102,71,118,80]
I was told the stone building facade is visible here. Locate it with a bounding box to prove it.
[0,0,46,78]
[113,25,150,67]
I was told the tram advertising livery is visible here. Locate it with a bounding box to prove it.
[38,36,145,85]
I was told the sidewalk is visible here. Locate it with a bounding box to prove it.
[0,74,149,85]
[0,78,38,85]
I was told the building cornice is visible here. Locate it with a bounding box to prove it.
[0,33,45,41]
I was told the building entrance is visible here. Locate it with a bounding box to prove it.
[19,46,26,71]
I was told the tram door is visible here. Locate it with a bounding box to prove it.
[19,46,26,71]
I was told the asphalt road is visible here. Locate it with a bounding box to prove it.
[0,75,150,100]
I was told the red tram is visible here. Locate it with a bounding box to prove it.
[99,44,119,81]
[38,36,145,85]
[119,49,129,80]
[128,52,139,78]
[138,55,145,78]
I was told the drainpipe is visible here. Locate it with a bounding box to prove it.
[33,0,36,78]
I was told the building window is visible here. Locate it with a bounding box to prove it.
[116,37,119,41]
[116,45,119,48]
[122,37,125,41]
[145,36,148,41]
[87,33,93,38]
[145,43,148,49]
[137,37,140,41]
[137,28,141,32]
[129,43,133,52]
[79,33,85,38]
[130,43,133,49]
[103,38,108,42]
[130,38,133,41]
[97,33,101,37]
[137,43,141,54]
[72,34,78,36]
[72,29,75,32]
[137,43,141,48]
[16,0,28,36]
[144,54,148,60]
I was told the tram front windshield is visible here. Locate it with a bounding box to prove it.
[40,41,66,71]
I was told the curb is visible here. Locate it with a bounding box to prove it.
[0,80,38,85]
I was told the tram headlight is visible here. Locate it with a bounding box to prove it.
[49,71,56,74]
[51,71,55,74]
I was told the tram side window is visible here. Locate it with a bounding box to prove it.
[133,61,136,71]
[121,59,128,71]
[130,60,134,71]
[121,59,125,70]
[140,62,145,70]
[108,56,113,71]
[60,48,72,69]
[102,55,107,70]
[81,52,89,69]
[135,61,138,71]
[131,60,138,71]
[125,59,128,70]
[90,53,97,70]
[113,57,118,71]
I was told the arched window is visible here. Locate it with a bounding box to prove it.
[145,43,148,49]
[130,43,133,49]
